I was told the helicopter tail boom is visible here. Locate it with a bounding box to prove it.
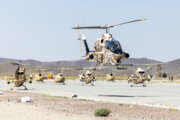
[83,40,90,55]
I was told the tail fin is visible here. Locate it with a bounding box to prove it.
[77,25,90,55]
[83,38,90,55]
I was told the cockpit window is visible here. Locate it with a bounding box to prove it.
[139,71,145,76]
[105,40,123,54]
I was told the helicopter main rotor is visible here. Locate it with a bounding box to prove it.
[72,18,146,33]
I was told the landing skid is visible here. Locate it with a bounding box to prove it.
[81,82,94,86]
[93,63,104,71]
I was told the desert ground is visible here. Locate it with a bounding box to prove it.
[0,79,180,120]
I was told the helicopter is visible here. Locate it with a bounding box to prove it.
[54,70,66,85]
[78,70,96,86]
[34,68,46,82]
[6,62,32,90]
[72,19,146,70]
[106,73,115,82]
[128,67,151,87]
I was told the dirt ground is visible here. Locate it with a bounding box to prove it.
[0,90,180,120]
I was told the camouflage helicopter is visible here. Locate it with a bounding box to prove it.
[128,67,151,87]
[78,70,96,86]
[106,73,115,82]
[72,19,146,70]
[6,62,32,90]
[34,69,46,82]
[55,70,65,85]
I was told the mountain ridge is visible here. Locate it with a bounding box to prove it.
[0,57,180,76]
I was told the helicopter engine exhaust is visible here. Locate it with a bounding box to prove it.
[117,59,121,63]
[125,53,130,58]
[89,54,94,59]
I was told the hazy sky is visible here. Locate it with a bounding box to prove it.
[0,0,179,62]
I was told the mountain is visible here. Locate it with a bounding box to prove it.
[0,57,161,67]
[162,59,180,73]
[0,57,180,76]
[122,58,162,64]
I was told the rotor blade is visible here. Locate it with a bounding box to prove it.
[61,67,96,71]
[132,62,165,66]
[7,62,29,66]
[6,80,17,82]
[110,18,146,28]
[72,18,146,30]
[61,67,84,71]
[72,26,106,29]
[8,62,20,66]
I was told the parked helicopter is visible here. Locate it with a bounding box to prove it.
[72,19,146,70]
[6,62,32,90]
[34,69,46,82]
[106,73,115,82]
[55,70,65,85]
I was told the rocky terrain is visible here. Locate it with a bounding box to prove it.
[0,91,180,120]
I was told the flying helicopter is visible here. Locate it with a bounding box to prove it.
[6,62,32,90]
[72,19,146,70]
[78,70,96,86]
[128,67,151,87]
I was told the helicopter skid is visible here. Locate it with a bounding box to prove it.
[81,82,94,86]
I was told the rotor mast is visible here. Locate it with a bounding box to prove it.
[106,28,109,33]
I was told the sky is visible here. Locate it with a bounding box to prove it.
[0,0,179,62]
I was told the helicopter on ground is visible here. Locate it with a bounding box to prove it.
[6,62,32,90]
[55,70,65,85]
[72,19,146,70]
[78,70,96,86]
[106,73,115,82]
[34,69,46,82]
[128,67,151,87]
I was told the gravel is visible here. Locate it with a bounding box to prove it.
[0,90,180,120]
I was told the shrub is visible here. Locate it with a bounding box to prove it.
[94,107,111,117]
[118,103,123,106]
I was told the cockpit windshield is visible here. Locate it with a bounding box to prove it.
[139,71,145,76]
[105,40,123,54]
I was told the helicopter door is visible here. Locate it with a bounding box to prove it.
[105,40,123,54]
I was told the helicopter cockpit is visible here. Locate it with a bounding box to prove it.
[16,67,24,75]
[139,71,145,76]
[105,40,123,54]
[139,71,144,75]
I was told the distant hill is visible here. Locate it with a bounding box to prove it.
[0,57,95,67]
[122,58,162,64]
[0,57,180,76]
[0,57,162,67]
[162,59,180,73]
